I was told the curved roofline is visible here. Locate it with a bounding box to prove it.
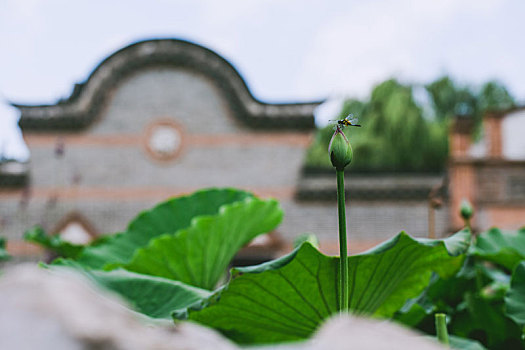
[14,38,324,131]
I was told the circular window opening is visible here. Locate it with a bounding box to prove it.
[144,119,184,162]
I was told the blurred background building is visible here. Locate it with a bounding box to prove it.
[1,1,525,261]
[2,38,524,262]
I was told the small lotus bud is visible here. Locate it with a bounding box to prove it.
[460,199,473,220]
[328,126,353,171]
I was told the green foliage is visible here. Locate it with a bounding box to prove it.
[183,230,470,344]
[24,226,84,259]
[77,188,254,268]
[505,262,525,331]
[425,78,515,118]
[28,187,474,345]
[26,185,524,348]
[305,76,515,172]
[42,188,282,319]
[306,79,448,172]
[0,237,10,262]
[449,335,488,350]
[50,259,212,319]
[426,77,515,137]
[478,81,515,114]
[471,227,525,271]
[395,227,525,349]
[123,196,283,290]
[426,76,478,120]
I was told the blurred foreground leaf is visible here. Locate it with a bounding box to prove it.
[24,226,84,259]
[51,259,211,319]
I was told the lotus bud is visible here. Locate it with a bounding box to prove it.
[460,199,473,221]
[328,126,353,171]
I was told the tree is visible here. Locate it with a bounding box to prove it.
[305,76,515,173]
[478,81,515,113]
[306,79,448,172]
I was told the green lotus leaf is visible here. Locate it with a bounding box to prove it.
[452,290,523,348]
[50,259,211,319]
[0,237,10,262]
[394,257,512,329]
[399,258,520,349]
[77,188,254,268]
[505,261,525,329]
[24,226,84,259]
[471,227,525,270]
[124,196,283,290]
[185,229,470,344]
[449,335,487,350]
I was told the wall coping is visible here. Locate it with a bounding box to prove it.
[13,39,324,132]
[295,173,446,201]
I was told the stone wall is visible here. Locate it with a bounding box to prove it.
[1,38,458,258]
[3,67,312,245]
[89,68,243,135]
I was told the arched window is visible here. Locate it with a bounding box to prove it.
[53,212,97,245]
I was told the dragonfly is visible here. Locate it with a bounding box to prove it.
[329,114,361,129]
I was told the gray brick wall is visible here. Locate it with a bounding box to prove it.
[26,143,306,188]
[477,164,525,203]
[2,66,450,251]
[279,199,450,243]
[0,194,450,247]
[90,68,243,135]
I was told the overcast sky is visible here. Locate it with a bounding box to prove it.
[2,0,525,160]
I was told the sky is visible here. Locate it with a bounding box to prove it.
[1,0,525,160]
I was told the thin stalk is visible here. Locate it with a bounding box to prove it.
[435,313,450,347]
[336,170,349,312]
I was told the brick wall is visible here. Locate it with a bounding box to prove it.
[448,112,525,231]
[2,68,313,246]
[4,67,456,256]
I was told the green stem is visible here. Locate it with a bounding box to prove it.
[336,170,349,312]
[466,218,471,232]
[435,313,449,347]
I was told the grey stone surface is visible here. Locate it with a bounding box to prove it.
[26,143,306,188]
[279,199,450,244]
[90,68,241,135]
[0,197,160,241]
[299,174,445,192]
[0,194,449,246]
[303,315,445,350]
[2,53,452,251]
[0,264,445,350]
[0,264,238,350]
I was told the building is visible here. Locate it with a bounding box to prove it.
[1,38,523,261]
[449,110,525,231]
